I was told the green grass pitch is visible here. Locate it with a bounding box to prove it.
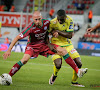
[0,51,100,90]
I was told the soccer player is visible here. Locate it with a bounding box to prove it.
[87,22,100,33]
[2,11,56,81]
[48,9,88,87]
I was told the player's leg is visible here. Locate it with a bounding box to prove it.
[48,44,79,74]
[49,54,62,85]
[9,46,34,77]
[69,48,82,83]
[57,46,79,73]
[9,54,31,77]
[53,58,62,76]
[57,46,88,78]
[68,46,87,87]
[71,57,85,87]
[72,57,82,82]
[49,58,62,85]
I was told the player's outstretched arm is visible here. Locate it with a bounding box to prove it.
[3,35,21,59]
[87,28,94,33]
[87,22,100,33]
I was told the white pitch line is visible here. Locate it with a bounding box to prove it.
[0,60,100,71]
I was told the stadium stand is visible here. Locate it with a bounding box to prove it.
[13,0,28,12]
[0,27,19,41]
[65,0,95,15]
[23,0,60,13]
[0,0,14,11]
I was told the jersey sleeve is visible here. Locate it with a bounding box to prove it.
[19,23,33,39]
[66,17,74,32]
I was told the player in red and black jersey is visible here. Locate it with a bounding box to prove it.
[19,15,53,58]
[3,11,55,79]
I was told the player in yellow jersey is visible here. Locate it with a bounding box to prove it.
[48,9,88,87]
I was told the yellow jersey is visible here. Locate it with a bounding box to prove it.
[49,15,74,47]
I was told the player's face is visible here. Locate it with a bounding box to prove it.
[33,15,42,27]
[57,15,66,24]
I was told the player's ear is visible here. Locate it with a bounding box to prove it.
[65,16,67,19]
[41,15,42,19]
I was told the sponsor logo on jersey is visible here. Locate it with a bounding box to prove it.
[35,31,47,38]
[44,21,49,25]
[32,27,36,29]
[69,25,73,29]
[34,30,40,32]
[70,49,77,54]
[19,33,23,38]
[44,26,47,30]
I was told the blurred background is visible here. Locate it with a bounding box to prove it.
[0,0,100,56]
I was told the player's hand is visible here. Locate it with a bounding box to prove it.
[47,43,57,53]
[51,30,59,38]
[87,28,93,33]
[53,32,59,38]
[3,50,11,60]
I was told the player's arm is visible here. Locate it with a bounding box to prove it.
[3,23,32,59]
[45,31,57,53]
[87,22,100,33]
[3,35,21,59]
[52,30,74,39]
[7,35,21,51]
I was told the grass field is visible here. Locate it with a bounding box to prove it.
[0,51,100,90]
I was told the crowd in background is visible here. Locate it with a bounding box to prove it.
[74,0,85,10]
[0,0,14,12]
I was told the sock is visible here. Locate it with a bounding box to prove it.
[72,70,78,82]
[9,61,24,77]
[53,65,60,76]
[63,53,79,73]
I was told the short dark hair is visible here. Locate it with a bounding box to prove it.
[57,9,66,16]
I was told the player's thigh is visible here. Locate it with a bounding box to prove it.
[66,45,82,68]
[21,46,34,64]
[66,45,80,59]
